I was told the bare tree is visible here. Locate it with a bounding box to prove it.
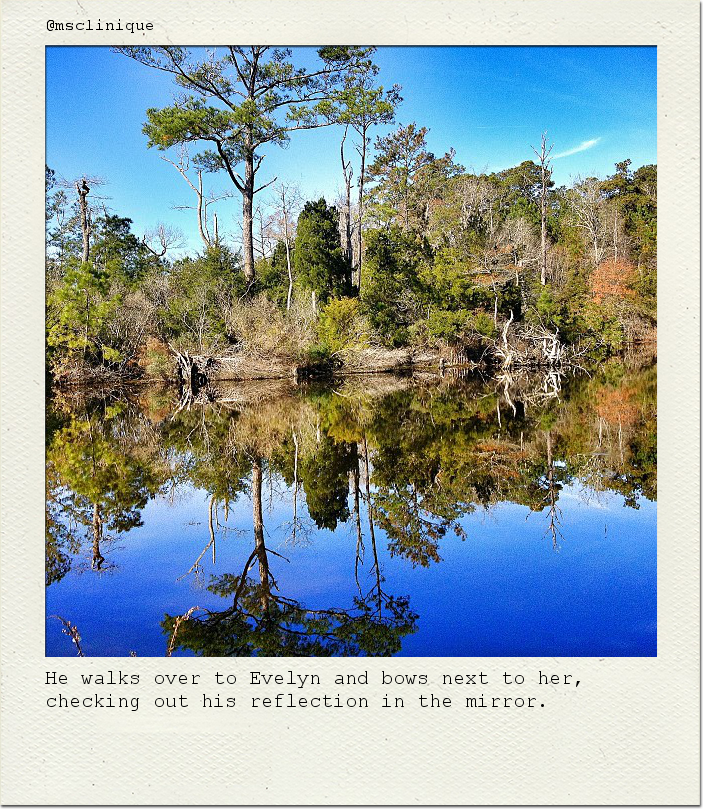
[339,125,355,265]
[465,207,538,322]
[568,177,608,266]
[161,146,232,248]
[270,182,303,310]
[58,175,106,263]
[543,431,563,550]
[531,132,553,285]
[282,429,313,547]
[456,175,504,237]
[76,178,92,263]
[142,222,184,258]
[604,198,628,264]
[251,204,276,261]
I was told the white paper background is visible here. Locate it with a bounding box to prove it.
[0,1,699,805]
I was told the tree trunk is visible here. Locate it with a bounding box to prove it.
[540,188,547,286]
[91,502,104,570]
[539,156,548,286]
[341,127,353,269]
[285,232,293,311]
[545,430,559,548]
[76,180,91,264]
[362,435,382,610]
[291,430,299,543]
[196,171,210,247]
[278,186,294,310]
[252,458,270,615]
[356,129,368,292]
[242,151,256,285]
[532,134,551,286]
[352,447,364,588]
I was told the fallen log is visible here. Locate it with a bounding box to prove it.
[170,346,456,391]
[336,347,440,374]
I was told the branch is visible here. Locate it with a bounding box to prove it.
[254,175,277,194]
[215,141,245,193]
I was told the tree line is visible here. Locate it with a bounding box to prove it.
[46,46,657,382]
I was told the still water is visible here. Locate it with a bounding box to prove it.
[46,361,657,657]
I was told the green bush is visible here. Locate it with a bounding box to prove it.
[472,311,497,338]
[316,298,369,354]
[293,199,351,303]
[423,308,496,342]
[425,309,472,341]
[304,343,334,365]
[361,227,427,347]
[580,301,627,354]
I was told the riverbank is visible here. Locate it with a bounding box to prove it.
[166,330,658,395]
[50,333,657,398]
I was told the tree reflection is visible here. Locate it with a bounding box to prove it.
[164,454,418,656]
[47,360,657,655]
[299,434,355,530]
[46,403,169,579]
[542,431,564,549]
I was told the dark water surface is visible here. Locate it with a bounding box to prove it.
[46,362,656,657]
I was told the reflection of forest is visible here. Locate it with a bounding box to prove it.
[46,360,656,655]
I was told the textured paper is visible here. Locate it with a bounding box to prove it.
[0,1,699,805]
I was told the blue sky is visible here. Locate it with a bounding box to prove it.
[46,46,656,254]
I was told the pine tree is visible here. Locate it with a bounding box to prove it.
[293,199,351,307]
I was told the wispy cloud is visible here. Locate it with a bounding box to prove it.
[552,138,601,160]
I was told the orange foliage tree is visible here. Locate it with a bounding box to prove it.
[589,259,637,304]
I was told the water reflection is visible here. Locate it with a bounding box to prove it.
[46,360,657,656]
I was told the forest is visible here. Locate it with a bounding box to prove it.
[45,46,657,388]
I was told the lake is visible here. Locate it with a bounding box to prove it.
[45,359,657,657]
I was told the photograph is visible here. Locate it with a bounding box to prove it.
[44,45,657,658]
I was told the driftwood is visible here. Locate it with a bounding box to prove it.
[171,348,294,393]
[491,315,585,371]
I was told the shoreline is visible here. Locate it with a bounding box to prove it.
[50,337,657,391]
